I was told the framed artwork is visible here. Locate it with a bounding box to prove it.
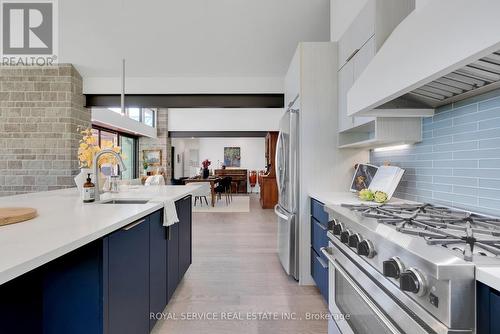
[224,147,241,167]
[143,149,162,166]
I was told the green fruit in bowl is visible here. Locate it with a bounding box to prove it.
[374,191,388,203]
[359,189,374,201]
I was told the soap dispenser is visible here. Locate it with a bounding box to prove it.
[82,173,95,203]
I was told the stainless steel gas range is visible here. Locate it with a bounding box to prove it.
[322,202,500,334]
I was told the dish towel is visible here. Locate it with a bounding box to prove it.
[163,200,179,227]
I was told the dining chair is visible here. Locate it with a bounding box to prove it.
[190,182,211,206]
[215,177,231,205]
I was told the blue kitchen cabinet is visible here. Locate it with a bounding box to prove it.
[310,198,329,303]
[42,240,105,334]
[0,268,43,334]
[0,196,193,334]
[167,220,180,301]
[167,195,192,301]
[107,216,151,334]
[149,210,168,330]
[178,195,192,279]
[477,282,500,333]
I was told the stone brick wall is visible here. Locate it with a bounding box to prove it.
[138,108,171,182]
[0,64,91,196]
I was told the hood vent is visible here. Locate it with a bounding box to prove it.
[347,1,500,118]
[407,51,500,107]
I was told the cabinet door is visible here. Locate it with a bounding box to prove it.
[177,196,192,280]
[167,223,179,301]
[338,0,375,69]
[338,61,354,132]
[149,210,167,330]
[352,37,376,128]
[107,217,150,334]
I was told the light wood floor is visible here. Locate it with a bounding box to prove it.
[152,195,328,334]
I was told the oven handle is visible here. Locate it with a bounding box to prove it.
[320,247,402,334]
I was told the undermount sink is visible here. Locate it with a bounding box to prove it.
[99,199,150,205]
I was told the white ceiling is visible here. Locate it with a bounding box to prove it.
[59,0,330,79]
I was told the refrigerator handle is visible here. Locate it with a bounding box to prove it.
[275,131,283,196]
[274,204,288,220]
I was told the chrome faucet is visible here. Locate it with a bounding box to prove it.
[93,149,127,201]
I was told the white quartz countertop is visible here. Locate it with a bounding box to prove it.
[309,190,416,206]
[0,185,199,285]
[476,267,500,291]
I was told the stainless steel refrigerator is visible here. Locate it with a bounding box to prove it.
[274,95,299,280]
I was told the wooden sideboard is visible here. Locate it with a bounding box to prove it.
[260,132,279,209]
[214,169,248,193]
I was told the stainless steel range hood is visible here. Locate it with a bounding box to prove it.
[347,0,500,118]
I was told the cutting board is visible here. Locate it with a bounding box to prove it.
[0,208,38,226]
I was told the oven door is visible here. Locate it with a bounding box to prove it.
[321,242,441,334]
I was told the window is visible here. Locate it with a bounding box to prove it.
[100,129,118,148]
[120,136,136,180]
[143,108,154,127]
[128,108,141,122]
[104,107,156,128]
[92,126,138,180]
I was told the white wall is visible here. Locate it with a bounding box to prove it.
[330,0,368,41]
[172,137,265,192]
[330,0,423,41]
[168,108,283,132]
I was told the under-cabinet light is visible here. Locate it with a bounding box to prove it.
[373,144,411,152]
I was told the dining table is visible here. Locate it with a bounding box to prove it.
[184,176,222,207]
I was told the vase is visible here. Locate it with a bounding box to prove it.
[202,168,209,179]
[74,168,93,193]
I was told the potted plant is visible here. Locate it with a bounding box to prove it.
[201,159,211,179]
[75,127,122,192]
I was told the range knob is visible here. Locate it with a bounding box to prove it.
[400,268,427,297]
[383,257,405,279]
[357,239,375,258]
[332,221,345,235]
[340,229,352,244]
[348,233,362,248]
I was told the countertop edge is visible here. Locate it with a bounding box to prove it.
[0,187,197,286]
[0,202,164,285]
[476,266,500,291]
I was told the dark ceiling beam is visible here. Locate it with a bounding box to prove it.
[169,131,268,138]
[85,94,284,108]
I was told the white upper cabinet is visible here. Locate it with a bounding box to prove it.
[338,1,375,70]
[352,36,376,128]
[338,61,354,132]
[337,0,422,148]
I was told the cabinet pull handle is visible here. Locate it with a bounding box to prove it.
[345,48,360,63]
[123,219,146,231]
[315,220,327,231]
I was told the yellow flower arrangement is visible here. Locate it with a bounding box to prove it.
[77,127,124,168]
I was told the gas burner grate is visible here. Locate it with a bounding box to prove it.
[342,203,500,261]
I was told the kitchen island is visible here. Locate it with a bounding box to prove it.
[0,185,198,334]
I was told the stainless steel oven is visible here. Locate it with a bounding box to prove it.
[321,238,455,334]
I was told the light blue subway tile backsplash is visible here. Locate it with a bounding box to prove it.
[370,89,500,217]
[479,159,500,168]
[478,96,500,110]
[453,128,500,142]
[479,117,500,130]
